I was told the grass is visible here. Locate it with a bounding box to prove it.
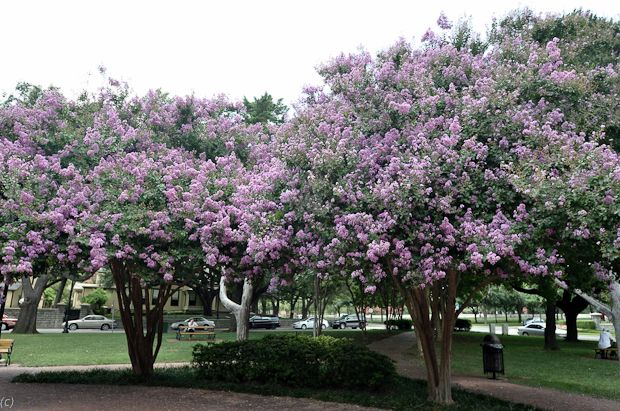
[8,329,619,403]
[13,367,539,411]
[6,329,396,367]
[448,333,620,401]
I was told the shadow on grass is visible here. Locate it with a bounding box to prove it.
[13,367,540,411]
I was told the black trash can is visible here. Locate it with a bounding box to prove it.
[481,334,504,379]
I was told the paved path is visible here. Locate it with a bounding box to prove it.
[0,363,379,411]
[368,332,620,411]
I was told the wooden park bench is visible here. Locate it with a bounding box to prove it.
[176,325,216,342]
[594,347,618,360]
[0,339,14,366]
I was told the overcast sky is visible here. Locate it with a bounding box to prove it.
[1,1,618,106]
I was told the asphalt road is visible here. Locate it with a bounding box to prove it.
[3,322,601,341]
[469,324,599,341]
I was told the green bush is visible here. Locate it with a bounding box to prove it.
[82,289,109,315]
[192,335,395,391]
[576,320,597,330]
[384,319,413,330]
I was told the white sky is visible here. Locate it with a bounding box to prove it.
[1,1,618,106]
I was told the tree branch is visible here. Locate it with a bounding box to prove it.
[553,278,612,317]
[512,285,541,296]
[219,275,241,314]
[456,277,492,317]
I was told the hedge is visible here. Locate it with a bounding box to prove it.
[192,334,396,390]
[576,320,597,330]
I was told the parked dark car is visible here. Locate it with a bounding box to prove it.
[454,318,472,331]
[249,315,280,329]
[332,314,366,329]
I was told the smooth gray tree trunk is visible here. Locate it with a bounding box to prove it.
[556,278,620,370]
[219,275,253,341]
[13,274,50,334]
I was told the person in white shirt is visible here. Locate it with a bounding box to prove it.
[187,318,198,332]
[598,328,614,349]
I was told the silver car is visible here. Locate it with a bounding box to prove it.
[170,317,215,330]
[292,317,329,330]
[518,323,545,336]
[63,315,116,331]
[518,323,566,337]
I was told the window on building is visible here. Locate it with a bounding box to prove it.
[188,291,197,306]
[171,291,179,306]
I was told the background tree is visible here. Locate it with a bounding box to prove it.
[273,11,620,403]
[82,288,109,315]
[242,93,288,125]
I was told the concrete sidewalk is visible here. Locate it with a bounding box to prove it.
[368,332,620,411]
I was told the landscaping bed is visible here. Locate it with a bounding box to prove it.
[13,367,539,411]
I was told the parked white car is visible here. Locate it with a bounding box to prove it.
[292,317,329,330]
[63,315,117,331]
[523,317,545,326]
[170,317,215,330]
[518,323,566,337]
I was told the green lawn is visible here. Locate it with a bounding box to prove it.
[7,329,395,367]
[9,330,620,402]
[449,333,620,401]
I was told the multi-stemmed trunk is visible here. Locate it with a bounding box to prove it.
[13,273,50,334]
[110,259,172,377]
[219,275,253,341]
[312,276,332,337]
[394,268,459,405]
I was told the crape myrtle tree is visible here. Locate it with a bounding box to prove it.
[508,110,620,367]
[193,151,294,341]
[0,75,287,351]
[0,87,94,333]
[274,12,616,403]
[68,148,209,376]
[73,87,278,373]
[490,9,620,343]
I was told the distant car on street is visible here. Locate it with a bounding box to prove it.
[522,317,545,326]
[518,323,545,336]
[454,318,472,332]
[63,315,117,331]
[332,314,365,329]
[517,323,566,337]
[170,317,215,330]
[1,314,17,331]
[249,315,280,329]
[292,317,329,330]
